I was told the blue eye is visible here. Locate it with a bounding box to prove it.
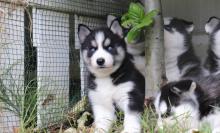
[90,47,96,52]
[107,46,113,51]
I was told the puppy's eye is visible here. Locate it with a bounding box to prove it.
[107,45,113,51]
[90,47,96,52]
[164,25,172,31]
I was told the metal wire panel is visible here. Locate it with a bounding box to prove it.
[33,8,70,127]
[0,2,24,132]
[29,0,129,17]
[0,0,127,132]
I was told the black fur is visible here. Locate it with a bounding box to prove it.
[178,48,202,78]
[164,17,193,35]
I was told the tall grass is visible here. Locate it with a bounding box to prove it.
[0,75,38,132]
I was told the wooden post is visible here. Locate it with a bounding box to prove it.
[142,0,165,97]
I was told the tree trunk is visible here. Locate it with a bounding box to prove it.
[142,0,166,97]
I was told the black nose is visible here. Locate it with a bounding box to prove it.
[96,58,105,66]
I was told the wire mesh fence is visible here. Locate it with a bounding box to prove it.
[0,0,129,132]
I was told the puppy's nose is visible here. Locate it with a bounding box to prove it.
[96,58,105,66]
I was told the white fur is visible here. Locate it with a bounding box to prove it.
[78,25,91,43]
[126,40,145,55]
[213,31,220,68]
[89,77,141,133]
[110,20,123,38]
[155,89,220,133]
[205,23,213,34]
[95,32,105,47]
[156,102,200,132]
[164,17,172,25]
[201,109,220,133]
[107,15,117,28]
[159,101,168,115]
[186,25,194,33]
[164,29,186,81]
[205,18,219,34]
[132,55,146,77]
[125,39,146,77]
[154,92,161,116]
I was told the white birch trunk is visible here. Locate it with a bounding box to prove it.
[142,0,166,97]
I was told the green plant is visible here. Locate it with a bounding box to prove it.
[0,76,38,132]
[121,2,158,43]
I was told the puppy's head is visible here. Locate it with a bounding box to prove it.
[154,80,199,129]
[205,17,220,47]
[205,16,220,34]
[78,20,126,77]
[164,17,194,49]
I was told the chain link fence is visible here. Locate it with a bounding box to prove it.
[0,0,130,132]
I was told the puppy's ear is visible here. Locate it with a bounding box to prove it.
[110,19,123,38]
[107,15,117,28]
[189,81,197,93]
[163,17,173,25]
[171,87,182,95]
[186,23,194,33]
[78,24,91,44]
[205,16,220,34]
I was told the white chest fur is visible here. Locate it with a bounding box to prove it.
[164,29,186,81]
[89,77,134,109]
[165,48,185,81]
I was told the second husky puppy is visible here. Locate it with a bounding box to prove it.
[154,75,220,133]
[164,17,203,81]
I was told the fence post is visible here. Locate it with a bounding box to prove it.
[142,0,165,97]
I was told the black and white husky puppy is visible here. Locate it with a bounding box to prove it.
[204,16,220,75]
[154,76,220,133]
[78,19,145,133]
[164,17,204,81]
[107,15,146,77]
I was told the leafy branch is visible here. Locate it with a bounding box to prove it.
[121,2,158,43]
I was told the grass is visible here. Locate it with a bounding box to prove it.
[66,105,212,133]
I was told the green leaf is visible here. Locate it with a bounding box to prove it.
[128,2,145,21]
[121,19,134,28]
[145,9,159,19]
[126,28,141,43]
[121,3,159,43]
[121,13,129,22]
[135,17,153,29]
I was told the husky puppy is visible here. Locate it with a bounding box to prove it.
[78,19,145,133]
[154,76,220,133]
[107,15,146,77]
[204,16,220,75]
[164,17,204,81]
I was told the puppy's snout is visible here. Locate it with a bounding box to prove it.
[96,58,105,66]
